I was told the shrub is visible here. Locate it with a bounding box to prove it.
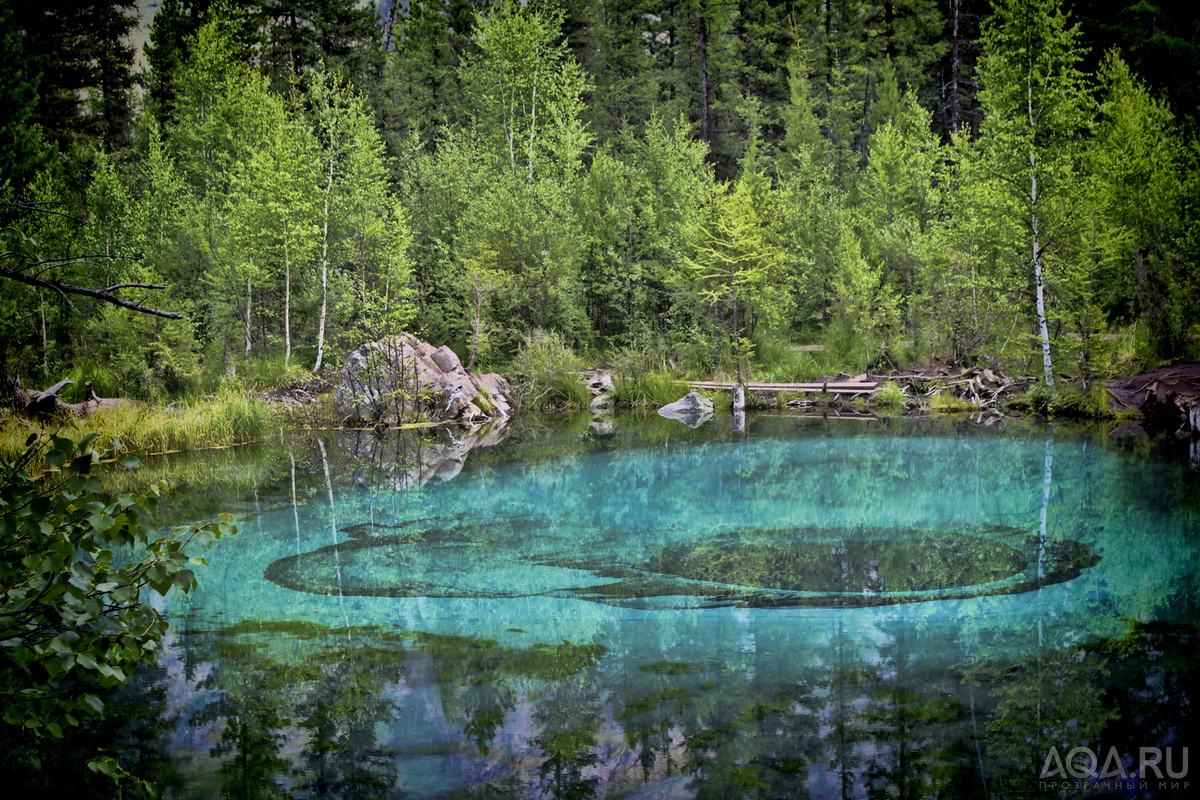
[1048,383,1115,420]
[1012,383,1054,416]
[0,433,235,791]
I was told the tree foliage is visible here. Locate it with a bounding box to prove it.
[0,432,235,787]
[2,0,1199,393]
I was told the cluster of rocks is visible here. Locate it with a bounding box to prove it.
[334,334,512,426]
[579,370,717,438]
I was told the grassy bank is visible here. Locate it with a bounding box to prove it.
[0,388,278,471]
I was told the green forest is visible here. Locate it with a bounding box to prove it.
[2,0,1199,405]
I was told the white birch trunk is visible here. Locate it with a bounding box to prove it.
[315,158,334,373]
[284,243,292,364]
[1029,65,1054,388]
[245,261,253,356]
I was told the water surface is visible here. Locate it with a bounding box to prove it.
[111,414,1200,797]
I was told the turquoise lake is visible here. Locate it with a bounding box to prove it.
[102,413,1199,798]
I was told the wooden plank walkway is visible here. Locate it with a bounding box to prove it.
[686,379,879,396]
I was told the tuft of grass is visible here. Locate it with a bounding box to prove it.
[508,329,590,411]
[929,391,976,412]
[873,381,906,409]
[612,371,686,408]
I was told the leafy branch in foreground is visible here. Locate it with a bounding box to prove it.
[0,431,236,794]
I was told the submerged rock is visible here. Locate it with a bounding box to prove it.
[586,418,616,439]
[335,334,512,425]
[658,392,714,428]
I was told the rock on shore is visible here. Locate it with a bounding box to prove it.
[335,334,512,425]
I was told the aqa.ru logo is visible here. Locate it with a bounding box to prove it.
[1040,746,1189,783]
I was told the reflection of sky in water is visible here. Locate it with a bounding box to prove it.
[142,418,1198,799]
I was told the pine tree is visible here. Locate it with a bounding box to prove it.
[9,0,138,161]
[0,4,48,188]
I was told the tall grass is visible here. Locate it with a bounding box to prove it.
[611,371,687,408]
[0,388,278,471]
[508,329,591,410]
[234,354,315,391]
[751,336,826,382]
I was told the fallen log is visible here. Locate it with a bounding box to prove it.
[26,379,74,416]
[20,379,135,417]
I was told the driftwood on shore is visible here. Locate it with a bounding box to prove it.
[686,359,1030,413]
[5,378,134,418]
[1107,359,1200,436]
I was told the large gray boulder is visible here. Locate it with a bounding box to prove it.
[657,391,714,428]
[335,334,512,425]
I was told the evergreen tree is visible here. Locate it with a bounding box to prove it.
[1091,53,1190,360]
[379,0,474,153]
[0,4,48,189]
[8,0,138,162]
[680,176,794,383]
[260,0,384,99]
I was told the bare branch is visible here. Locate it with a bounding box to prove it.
[1,200,85,223]
[103,282,169,292]
[0,266,183,319]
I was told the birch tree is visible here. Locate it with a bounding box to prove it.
[460,0,591,182]
[976,0,1092,388]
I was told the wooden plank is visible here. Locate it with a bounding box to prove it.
[686,380,878,394]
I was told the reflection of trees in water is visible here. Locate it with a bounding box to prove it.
[293,651,399,799]
[597,613,1034,800]
[961,618,1199,797]
[65,608,1197,800]
[190,645,308,799]
[534,702,602,800]
[4,662,182,795]
[186,638,403,799]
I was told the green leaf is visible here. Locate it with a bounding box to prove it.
[89,514,115,534]
[88,755,119,778]
[172,568,196,591]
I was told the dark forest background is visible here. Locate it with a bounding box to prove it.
[3,0,1198,400]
